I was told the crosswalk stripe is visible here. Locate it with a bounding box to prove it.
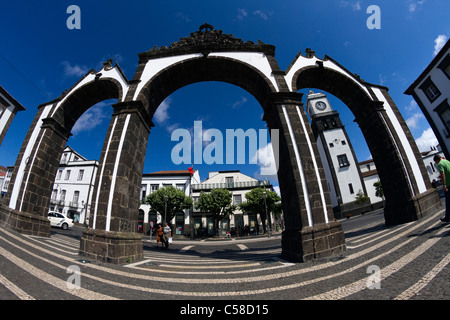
[0,273,35,300]
[394,252,450,300]
[0,207,446,298]
[237,244,248,251]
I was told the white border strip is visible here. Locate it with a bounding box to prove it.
[379,113,416,196]
[282,105,313,227]
[92,116,118,229]
[18,129,47,212]
[9,105,52,210]
[295,106,329,223]
[106,114,131,231]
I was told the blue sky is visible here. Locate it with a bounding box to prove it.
[1,0,449,191]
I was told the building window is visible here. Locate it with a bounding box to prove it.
[176,184,185,192]
[434,99,450,137]
[61,190,66,202]
[330,118,337,127]
[329,143,334,148]
[77,169,84,181]
[56,170,62,180]
[141,185,147,201]
[341,140,347,145]
[151,184,159,193]
[337,154,350,168]
[437,54,450,80]
[73,191,80,205]
[349,183,354,194]
[65,170,71,180]
[233,194,242,205]
[419,77,441,103]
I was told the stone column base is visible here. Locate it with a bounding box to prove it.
[79,228,143,264]
[0,204,50,237]
[282,221,346,262]
[384,189,442,226]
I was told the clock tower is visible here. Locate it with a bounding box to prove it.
[306,91,370,218]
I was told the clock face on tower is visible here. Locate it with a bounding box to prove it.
[315,101,327,111]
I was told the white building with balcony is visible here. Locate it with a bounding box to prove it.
[0,166,13,200]
[191,170,273,237]
[138,169,201,236]
[49,146,98,224]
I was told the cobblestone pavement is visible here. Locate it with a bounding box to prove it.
[0,208,448,303]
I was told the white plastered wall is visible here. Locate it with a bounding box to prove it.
[133,52,280,101]
[50,65,130,118]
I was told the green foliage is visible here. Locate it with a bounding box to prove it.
[373,181,384,199]
[145,186,192,223]
[239,187,281,233]
[355,189,370,204]
[195,188,235,236]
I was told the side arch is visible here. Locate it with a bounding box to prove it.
[2,65,129,237]
[289,56,439,225]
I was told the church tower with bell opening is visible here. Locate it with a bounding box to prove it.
[306,91,371,218]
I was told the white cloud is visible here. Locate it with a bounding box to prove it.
[232,97,248,109]
[72,102,110,135]
[340,0,362,11]
[273,186,281,196]
[406,112,424,130]
[175,12,191,22]
[405,100,418,113]
[379,74,387,86]
[61,61,89,77]
[237,8,248,20]
[408,0,425,13]
[154,98,171,123]
[434,34,448,56]
[415,128,438,152]
[253,10,271,20]
[251,142,278,177]
[237,8,272,21]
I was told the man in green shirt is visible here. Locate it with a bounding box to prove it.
[434,154,450,222]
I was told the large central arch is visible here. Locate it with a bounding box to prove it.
[0,25,441,263]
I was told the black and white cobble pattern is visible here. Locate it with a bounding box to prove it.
[0,209,449,300]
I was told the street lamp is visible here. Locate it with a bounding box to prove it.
[263,191,271,238]
[164,195,168,223]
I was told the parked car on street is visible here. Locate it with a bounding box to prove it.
[48,212,74,230]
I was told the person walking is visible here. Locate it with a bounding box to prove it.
[156,224,163,248]
[163,222,172,249]
[434,154,450,223]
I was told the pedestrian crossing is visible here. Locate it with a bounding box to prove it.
[0,208,448,300]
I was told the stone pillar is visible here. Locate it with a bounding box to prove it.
[356,100,441,226]
[79,101,152,264]
[265,93,346,262]
[0,108,70,237]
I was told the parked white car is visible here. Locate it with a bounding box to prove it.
[48,212,74,230]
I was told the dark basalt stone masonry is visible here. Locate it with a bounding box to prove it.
[0,24,440,264]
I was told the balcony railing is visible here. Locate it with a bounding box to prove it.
[50,199,65,206]
[68,201,79,208]
[191,180,270,191]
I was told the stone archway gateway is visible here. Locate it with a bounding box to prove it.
[0,25,441,263]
